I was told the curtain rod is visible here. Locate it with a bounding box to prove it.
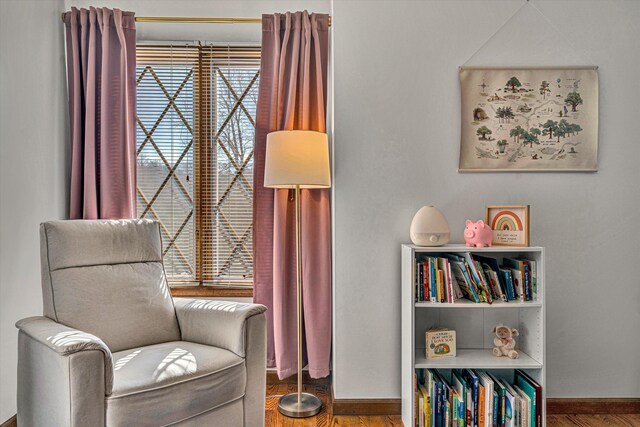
[60,14,331,27]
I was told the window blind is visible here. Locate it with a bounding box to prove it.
[135,43,260,287]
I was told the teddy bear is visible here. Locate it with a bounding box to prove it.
[492,324,519,359]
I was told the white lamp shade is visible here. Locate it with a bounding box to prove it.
[264,130,331,189]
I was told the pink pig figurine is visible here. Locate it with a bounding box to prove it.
[464,220,493,247]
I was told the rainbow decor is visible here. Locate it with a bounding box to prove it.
[491,210,523,231]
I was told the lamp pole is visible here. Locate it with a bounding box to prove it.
[277,183,322,417]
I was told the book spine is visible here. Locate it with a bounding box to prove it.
[523,262,531,301]
[430,259,437,303]
[414,260,420,302]
[478,385,486,427]
[445,259,454,303]
[424,262,429,302]
[438,270,445,303]
[492,391,499,427]
[418,262,423,302]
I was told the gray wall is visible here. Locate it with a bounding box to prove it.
[0,0,68,420]
[332,0,640,399]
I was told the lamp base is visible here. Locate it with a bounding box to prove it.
[277,392,322,418]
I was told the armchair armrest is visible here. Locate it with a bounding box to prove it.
[173,298,266,357]
[16,316,114,394]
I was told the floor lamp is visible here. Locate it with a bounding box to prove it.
[264,130,331,418]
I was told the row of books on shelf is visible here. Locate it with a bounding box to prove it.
[415,253,537,304]
[414,369,541,427]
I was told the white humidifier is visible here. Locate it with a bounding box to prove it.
[409,205,450,247]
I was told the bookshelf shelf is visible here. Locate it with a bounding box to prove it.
[414,348,542,370]
[401,244,546,427]
[415,300,542,308]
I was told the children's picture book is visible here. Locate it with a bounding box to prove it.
[450,260,480,303]
[426,328,456,359]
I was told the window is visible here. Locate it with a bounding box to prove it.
[135,44,260,291]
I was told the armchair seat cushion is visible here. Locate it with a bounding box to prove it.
[106,341,246,426]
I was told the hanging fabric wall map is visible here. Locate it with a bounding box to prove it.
[459,67,598,172]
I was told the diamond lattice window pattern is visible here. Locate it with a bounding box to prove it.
[135,44,260,286]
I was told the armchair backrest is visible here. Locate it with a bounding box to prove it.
[40,219,181,352]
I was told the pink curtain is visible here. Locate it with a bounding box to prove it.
[253,11,331,379]
[64,7,137,219]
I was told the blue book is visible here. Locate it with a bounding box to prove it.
[461,369,480,427]
[492,390,499,427]
[521,261,531,301]
[429,258,437,303]
[436,375,443,427]
[499,269,515,301]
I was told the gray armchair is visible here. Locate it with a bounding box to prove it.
[16,219,266,426]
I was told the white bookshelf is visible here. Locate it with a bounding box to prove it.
[401,244,546,427]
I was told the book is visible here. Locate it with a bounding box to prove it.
[486,373,503,427]
[450,267,465,301]
[482,265,505,302]
[423,261,429,301]
[474,261,494,304]
[517,258,537,300]
[460,369,479,427]
[499,269,515,301]
[429,258,437,303]
[418,386,425,427]
[513,385,531,427]
[504,258,531,301]
[444,258,457,303]
[501,381,519,427]
[461,253,491,303]
[492,390,499,427]
[426,328,456,359]
[478,382,486,427]
[444,380,453,427]
[474,255,509,301]
[477,371,495,427]
[521,261,531,301]
[418,383,430,427]
[452,371,468,427]
[437,269,445,303]
[509,268,524,302]
[450,260,480,303]
[515,370,541,427]
[426,369,436,427]
[494,379,506,427]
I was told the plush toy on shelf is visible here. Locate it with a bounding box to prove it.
[492,323,519,359]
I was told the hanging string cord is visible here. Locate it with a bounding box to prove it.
[462,0,596,68]
[462,1,527,66]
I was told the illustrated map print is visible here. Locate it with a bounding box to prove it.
[459,67,598,171]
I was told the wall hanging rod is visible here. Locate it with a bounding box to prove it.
[60,14,331,27]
